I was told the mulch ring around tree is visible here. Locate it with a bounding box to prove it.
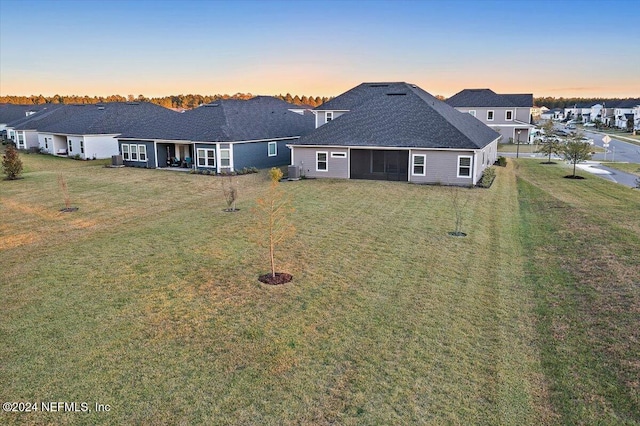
[60,207,79,212]
[448,231,467,237]
[563,175,585,179]
[540,161,557,165]
[222,208,240,212]
[258,272,293,285]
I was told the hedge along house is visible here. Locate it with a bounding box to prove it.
[25,102,178,159]
[117,96,314,172]
[288,82,500,185]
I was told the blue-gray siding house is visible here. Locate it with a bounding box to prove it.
[117,96,314,172]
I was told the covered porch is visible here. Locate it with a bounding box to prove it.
[157,142,194,168]
[350,149,409,181]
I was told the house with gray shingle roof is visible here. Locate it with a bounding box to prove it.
[117,96,314,170]
[446,89,534,144]
[22,102,177,159]
[4,104,66,149]
[288,82,500,185]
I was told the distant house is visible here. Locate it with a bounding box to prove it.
[1,104,55,143]
[7,105,66,150]
[288,82,500,186]
[446,89,534,143]
[25,102,177,159]
[540,108,563,121]
[117,96,314,171]
[614,99,640,129]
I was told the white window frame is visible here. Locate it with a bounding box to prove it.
[80,140,85,154]
[468,110,476,117]
[17,132,25,149]
[325,111,333,123]
[411,154,426,176]
[220,148,231,168]
[67,139,73,153]
[505,110,513,121]
[268,141,277,157]
[487,110,494,121]
[316,151,328,172]
[44,138,49,149]
[330,152,346,158]
[457,155,473,178]
[197,148,216,167]
[130,144,138,161]
[138,144,146,161]
[122,144,129,160]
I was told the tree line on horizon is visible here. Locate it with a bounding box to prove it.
[0,93,332,109]
[1,93,637,110]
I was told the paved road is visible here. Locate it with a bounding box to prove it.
[580,129,640,163]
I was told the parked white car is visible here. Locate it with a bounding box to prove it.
[583,122,596,127]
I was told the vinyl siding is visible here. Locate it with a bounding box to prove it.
[409,149,476,185]
[232,139,293,170]
[291,146,349,178]
[120,140,155,168]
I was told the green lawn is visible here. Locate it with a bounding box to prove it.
[1,152,638,424]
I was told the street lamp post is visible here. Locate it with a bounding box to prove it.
[516,130,522,158]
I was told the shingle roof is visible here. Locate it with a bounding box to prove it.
[8,104,67,129]
[0,104,54,125]
[11,102,179,136]
[295,83,499,150]
[446,89,533,108]
[118,96,315,142]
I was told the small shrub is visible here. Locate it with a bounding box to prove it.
[496,156,507,167]
[251,167,258,174]
[2,145,23,180]
[479,167,496,188]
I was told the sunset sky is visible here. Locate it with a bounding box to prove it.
[1,0,639,99]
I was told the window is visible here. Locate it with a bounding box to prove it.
[457,155,472,178]
[412,154,426,176]
[122,144,129,160]
[268,142,277,157]
[220,148,231,168]
[197,148,215,167]
[80,140,85,154]
[68,140,73,152]
[468,110,476,117]
[326,112,333,123]
[487,110,494,121]
[331,152,346,158]
[505,110,513,121]
[44,138,48,149]
[17,133,25,148]
[138,144,146,161]
[316,151,328,171]
[130,144,138,161]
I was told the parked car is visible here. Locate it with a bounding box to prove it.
[566,124,576,130]
[583,122,596,127]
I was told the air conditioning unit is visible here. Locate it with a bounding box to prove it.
[112,155,123,166]
[288,165,300,180]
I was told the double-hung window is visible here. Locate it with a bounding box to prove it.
[220,148,231,168]
[316,151,328,171]
[326,112,333,123]
[122,144,129,160]
[68,140,73,153]
[487,110,494,121]
[138,145,147,161]
[130,144,138,161]
[457,155,472,178]
[505,110,513,121]
[80,140,85,154]
[412,154,426,176]
[268,142,277,157]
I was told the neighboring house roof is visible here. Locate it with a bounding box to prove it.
[446,89,533,108]
[119,96,315,142]
[615,99,640,108]
[0,104,54,125]
[8,104,67,129]
[13,102,179,136]
[295,82,499,150]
